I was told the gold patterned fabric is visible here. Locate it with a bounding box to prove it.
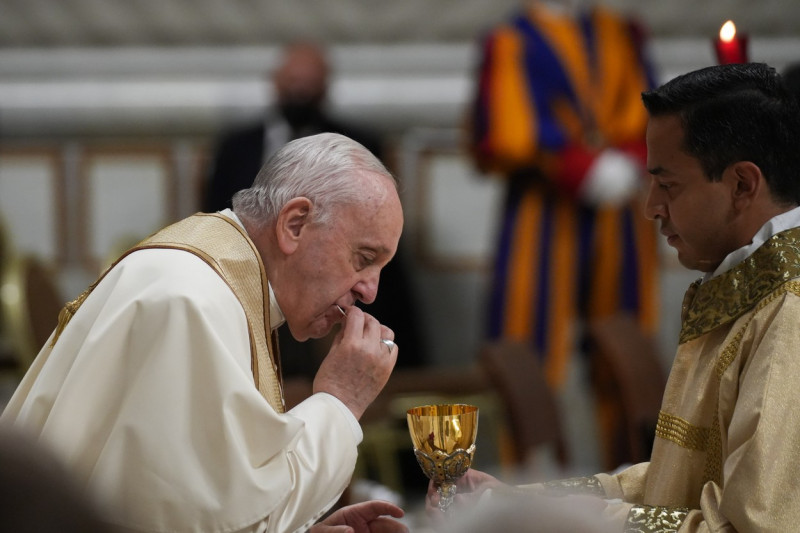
[131,213,284,412]
[625,505,689,533]
[594,226,800,532]
[653,412,709,452]
[52,212,284,412]
[679,226,800,343]
[502,226,800,531]
[542,476,605,497]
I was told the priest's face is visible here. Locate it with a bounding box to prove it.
[644,114,740,272]
[278,173,403,341]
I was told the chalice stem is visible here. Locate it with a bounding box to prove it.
[437,482,457,512]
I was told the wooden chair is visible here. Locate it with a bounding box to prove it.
[0,254,63,375]
[0,221,17,376]
[478,340,569,473]
[586,313,666,471]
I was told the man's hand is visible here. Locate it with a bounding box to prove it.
[425,469,504,525]
[310,500,408,533]
[313,307,397,420]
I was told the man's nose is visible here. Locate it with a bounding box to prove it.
[353,270,380,305]
[644,181,666,220]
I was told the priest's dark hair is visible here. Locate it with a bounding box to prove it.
[642,62,800,205]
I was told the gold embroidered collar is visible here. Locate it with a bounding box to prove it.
[679,226,800,343]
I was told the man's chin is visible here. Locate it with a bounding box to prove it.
[301,320,338,342]
[677,253,715,273]
[283,323,311,343]
[676,254,697,271]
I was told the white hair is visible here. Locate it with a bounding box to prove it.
[232,132,395,229]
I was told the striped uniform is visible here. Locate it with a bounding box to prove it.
[471,4,660,389]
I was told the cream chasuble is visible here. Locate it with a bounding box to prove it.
[494,225,800,532]
[1,212,360,533]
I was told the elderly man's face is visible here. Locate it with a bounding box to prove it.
[279,173,403,341]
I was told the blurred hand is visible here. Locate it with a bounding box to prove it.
[313,306,397,419]
[310,501,408,533]
[425,469,505,525]
[433,492,615,533]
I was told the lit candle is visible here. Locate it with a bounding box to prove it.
[714,20,749,64]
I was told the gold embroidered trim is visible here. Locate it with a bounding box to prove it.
[52,283,96,347]
[680,278,701,324]
[786,280,800,298]
[655,411,709,451]
[715,321,747,379]
[680,227,800,343]
[625,505,689,532]
[703,410,722,486]
[541,476,605,497]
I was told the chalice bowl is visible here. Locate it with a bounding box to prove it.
[407,404,479,512]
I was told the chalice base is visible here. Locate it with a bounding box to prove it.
[437,482,457,512]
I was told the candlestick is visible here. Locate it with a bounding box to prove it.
[714,20,748,64]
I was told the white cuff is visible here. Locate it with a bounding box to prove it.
[312,392,364,443]
[580,149,642,207]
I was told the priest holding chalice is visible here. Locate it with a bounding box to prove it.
[424,62,800,533]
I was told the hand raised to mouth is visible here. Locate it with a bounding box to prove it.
[336,304,395,352]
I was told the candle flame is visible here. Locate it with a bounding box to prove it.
[719,20,737,43]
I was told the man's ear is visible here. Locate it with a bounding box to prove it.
[275,197,313,255]
[729,161,763,210]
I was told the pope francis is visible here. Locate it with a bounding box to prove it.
[1,133,408,533]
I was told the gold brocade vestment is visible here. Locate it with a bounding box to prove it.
[543,226,800,532]
[54,212,285,412]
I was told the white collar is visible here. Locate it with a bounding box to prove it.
[704,205,800,282]
[220,209,286,330]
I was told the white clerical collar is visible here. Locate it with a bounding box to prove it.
[704,205,800,282]
[219,208,286,330]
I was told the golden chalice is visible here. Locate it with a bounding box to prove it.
[406,404,479,512]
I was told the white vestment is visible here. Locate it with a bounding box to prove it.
[1,237,361,532]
